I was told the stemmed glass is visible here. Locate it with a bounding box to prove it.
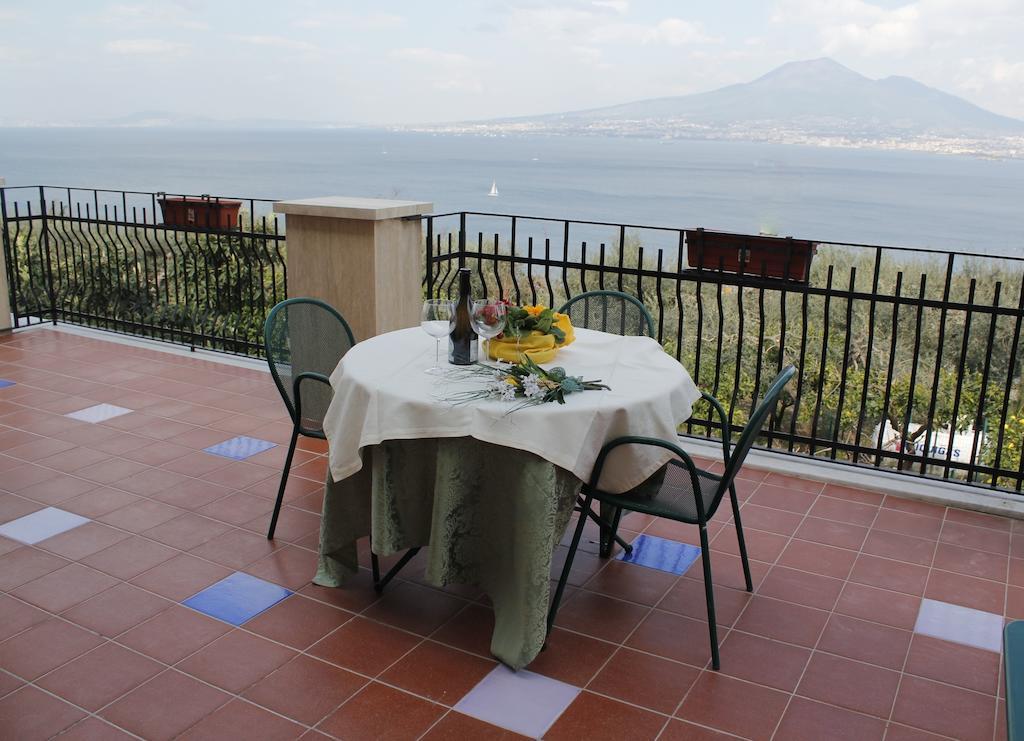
[471,299,507,361]
[421,299,454,374]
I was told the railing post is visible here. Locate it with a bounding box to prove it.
[272,196,433,341]
[0,177,11,332]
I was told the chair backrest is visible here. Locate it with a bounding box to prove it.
[558,290,654,337]
[717,365,797,495]
[264,298,355,429]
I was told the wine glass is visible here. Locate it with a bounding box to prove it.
[471,299,507,361]
[421,299,454,374]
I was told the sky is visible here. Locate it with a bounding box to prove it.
[1,0,1023,125]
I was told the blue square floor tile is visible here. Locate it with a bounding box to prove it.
[183,572,291,625]
[203,435,277,461]
[618,533,701,575]
[0,379,14,389]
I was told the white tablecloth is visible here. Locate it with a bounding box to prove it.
[322,327,701,493]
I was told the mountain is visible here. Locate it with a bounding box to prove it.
[472,58,1024,143]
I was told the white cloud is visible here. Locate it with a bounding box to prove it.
[93,4,208,31]
[391,47,483,93]
[292,11,406,30]
[232,35,320,53]
[505,6,716,48]
[103,39,189,55]
[592,0,629,14]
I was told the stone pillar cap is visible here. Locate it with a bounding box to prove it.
[273,196,433,221]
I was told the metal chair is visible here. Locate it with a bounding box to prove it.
[558,290,655,557]
[548,365,797,669]
[263,298,417,592]
[558,289,655,338]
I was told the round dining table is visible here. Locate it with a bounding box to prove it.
[316,325,701,669]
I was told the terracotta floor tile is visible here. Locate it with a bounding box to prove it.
[177,629,297,693]
[189,527,282,569]
[432,604,497,658]
[835,582,922,630]
[873,508,944,539]
[36,521,131,560]
[924,569,1006,614]
[881,496,947,519]
[1008,586,1024,619]
[197,491,275,526]
[81,534,178,580]
[310,617,421,677]
[178,698,306,741]
[733,595,829,647]
[774,697,886,741]
[712,525,789,563]
[848,554,929,596]
[0,593,49,641]
[758,566,845,610]
[527,627,615,685]
[62,583,172,637]
[0,492,43,522]
[203,461,275,490]
[546,691,666,741]
[797,652,900,718]
[677,671,790,741]
[320,682,446,740]
[121,441,193,467]
[98,498,184,533]
[251,506,320,542]
[101,669,233,741]
[246,472,323,501]
[0,617,105,679]
[117,604,231,663]
[362,580,467,636]
[777,538,857,578]
[821,483,884,505]
[762,472,824,493]
[380,641,495,706]
[730,503,804,536]
[0,544,68,589]
[130,553,232,601]
[946,508,1012,532]
[862,529,937,567]
[904,634,1001,695]
[931,543,1010,582]
[298,575,381,613]
[244,655,367,725]
[626,608,721,667]
[0,685,85,739]
[556,589,650,643]
[717,630,811,691]
[37,641,163,711]
[422,711,529,740]
[809,496,879,526]
[747,483,818,514]
[659,719,741,740]
[892,674,996,741]
[245,594,351,649]
[160,450,233,477]
[11,562,119,613]
[682,550,770,592]
[940,521,1011,555]
[138,512,229,551]
[583,558,679,606]
[60,487,141,519]
[587,647,698,714]
[794,516,868,550]
[18,474,97,505]
[658,577,752,626]
[36,447,111,474]
[75,457,150,485]
[242,544,319,591]
[816,613,912,670]
[46,716,138,741]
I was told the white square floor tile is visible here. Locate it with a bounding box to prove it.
[0,507,90,545]
[914,598,1004,653]
[454,665,580,738]
[65,403,133,423]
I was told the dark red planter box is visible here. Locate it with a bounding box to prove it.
[158,195,242,230]
[687,229,816,282]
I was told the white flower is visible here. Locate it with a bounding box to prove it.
[523,373,543,398]
[499,383,518,402]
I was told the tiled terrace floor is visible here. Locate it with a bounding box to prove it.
[0,327,1020,740]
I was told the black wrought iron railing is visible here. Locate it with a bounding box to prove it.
[1,186,285,356]
[424,211,1024,493]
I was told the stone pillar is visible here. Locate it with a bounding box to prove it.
[273,196,433,341]
[0,176,11,333]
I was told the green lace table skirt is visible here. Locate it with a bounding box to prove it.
[315,437,582,669]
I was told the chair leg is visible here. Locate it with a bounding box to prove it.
[728,484,754,592]
[699,524,721,670]
[599,505,625,558]
[267,425,300,540]
[548,494,592,636]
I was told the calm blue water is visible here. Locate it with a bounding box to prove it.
[0,128,1022,254]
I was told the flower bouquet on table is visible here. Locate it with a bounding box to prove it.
[487,304,575,364]
[445,355,609,412]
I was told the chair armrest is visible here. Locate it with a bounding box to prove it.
[292,371,332,424]
[694,391,731,467]
[589,436,708,521]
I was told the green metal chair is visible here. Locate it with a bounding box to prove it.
[263,298,417,591]
[1006,621,1024,740]
[558,289,655,338]
[559,290,656,557]
[548,365,797,670]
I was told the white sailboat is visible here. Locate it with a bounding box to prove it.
[487,180,499,197]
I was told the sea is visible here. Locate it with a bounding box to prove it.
[0,127,1022,256]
